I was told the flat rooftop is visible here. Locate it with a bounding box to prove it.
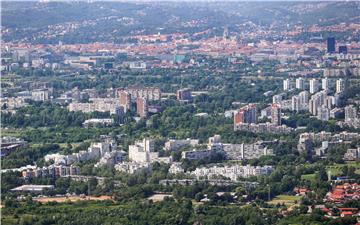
[11,185,54,192]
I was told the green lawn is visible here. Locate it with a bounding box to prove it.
[326,162,360,176]
[1,129,24,137]
[268,195,301,206]
[301,162,360,181]
[301,173,317,181]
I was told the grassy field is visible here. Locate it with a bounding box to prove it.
[301,162,360,181]
[1,128,24,137]
[268,195,301,206]
[326,162,360,176]
[301,173,317,181]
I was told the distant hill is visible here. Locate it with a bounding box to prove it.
[2,1,359,44]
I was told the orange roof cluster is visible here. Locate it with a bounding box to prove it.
[325,183,360,204]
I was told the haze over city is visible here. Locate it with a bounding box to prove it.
[1,1,360,225]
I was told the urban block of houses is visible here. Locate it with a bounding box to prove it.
[164,138,199,151]
[190,164,274,181]
[114,162,152,174]
[343,148,360,161]
[324,183,360,204]
[68,98,125,115]
[168,162,185,174]
[128,138,172,164]
[21,165,80,179]
[234,122,294,134]
[44,140,118,166]
[223,142,273,160]
[180,135,273,161]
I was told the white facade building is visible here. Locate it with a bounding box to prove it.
[322,78,330,92]
[164,139,199,151]
[295,78,305,90]
[292,96,301,112]
[336,79,345,93]
[309,79,320,94]
[283,79,291,91]
[128,138,172,164]
[190,164,273,181]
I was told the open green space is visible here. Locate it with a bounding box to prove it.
[301,173,317,182]
[1,128,24,137]
[268,195,301,206]
[301,162,360,181]
[326,162,360,176]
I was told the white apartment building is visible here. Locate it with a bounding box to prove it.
[345,105,358,122]
[322,78,330,92]
[317,106,330,121]
[336,79,345,93]
[128,138,172,164]
[295,78,305,90]
[94,151,124,168]
[190,164,274,181]
[114,162,152,174]
[309,79,320,94]
[292,96,301,112]
[272,94,284,104]
[283,79,291,91]
[68,98,125,115]
[223,142,273,160]
[299,91,310,105]
[31,89,50,101]
[308,91,327,115]
[83,118,114,127]
[169,162,184,174]
[44,141,116,165]
[164,139,199,151]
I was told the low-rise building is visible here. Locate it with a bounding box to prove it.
[83,118,114,128]
[343,148,360,161]
[169,162,184,174]
[190,164,274,181]
[176,88,192,102]
[234,122,293,134]
[68,98,125,115]
[31,89,50,101]
[330,108,343,119]
[21,165,80,179]
[164,139,199,151]
[44,140,117,165]
[181,149,215,160]
[114,162,152,174]
[11,185,54,193]
[94,151,125,168]
[0,137,27,157]
[223,142,273,160]
[324,183,360,204]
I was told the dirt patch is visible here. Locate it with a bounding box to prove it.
[33,195,113,203]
